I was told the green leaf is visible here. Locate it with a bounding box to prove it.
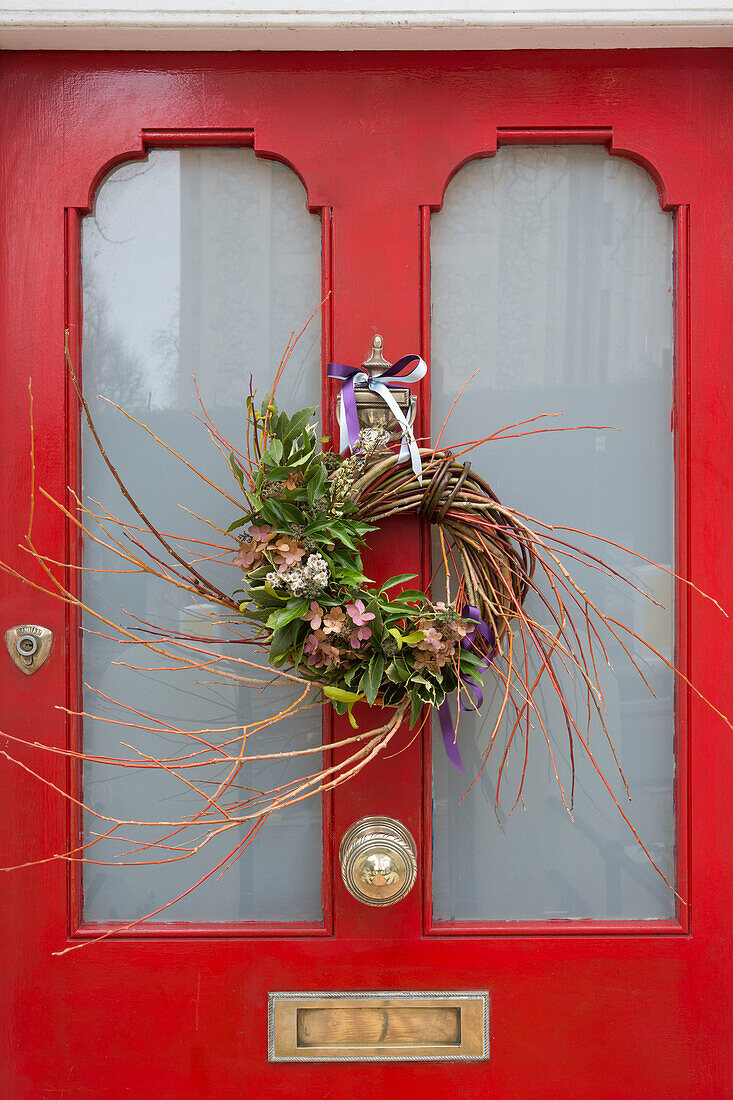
[387,627,403,650]
[459,652,486,680]
[385,658,411,684]
[409,694,424,728]
[266,598,310,631]
[377,574,418,595]
[266,438,284,464]
[227,515,249,533]
[258,499,285,528]
[287,452,315,469]
[283,407,317,443]
[362,652,386,706]
[323,685,364,705]
[228,451,246,488]
[268,620,299,664]
[401,631,425,645]
[342,663,362,687]
[410,673,432,689]
[333,566,371,587]
[264,582,289,601]
[306,462,328,506]
[323,685,365,729]
[383,589,424,603]
[278,500,306,524]
[330,528,362,553]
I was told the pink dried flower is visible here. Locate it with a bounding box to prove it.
[432,603,468,641]
[248,524,275,545]
[273,537,306,571]
[304,630,341,668]
[303,601,324,629]
[322,607,348,635]
[346,599,375,627]
[442,619,468,642]
[418,626,443,652]
[413,649,442,673]
[349,625,372,650]
[235,540,264,571]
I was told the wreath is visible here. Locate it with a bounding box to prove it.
[231,397,531,767]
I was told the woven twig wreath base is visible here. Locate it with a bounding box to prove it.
[352,447,535,643]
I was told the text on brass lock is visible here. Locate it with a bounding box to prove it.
[5,625,53,675]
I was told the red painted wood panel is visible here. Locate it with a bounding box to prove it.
[0,49,731,1099]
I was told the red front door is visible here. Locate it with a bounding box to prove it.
[1,50,731,1098]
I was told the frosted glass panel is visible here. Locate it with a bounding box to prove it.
[431,146,675,921]
[81,149,323,922]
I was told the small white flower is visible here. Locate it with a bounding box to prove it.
[264,553,330,598]
[303,553,330,585]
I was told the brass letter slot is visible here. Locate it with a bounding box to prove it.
[297,1006,461,1048]
[268,991,489,1062]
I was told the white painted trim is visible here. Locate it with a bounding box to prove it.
[1,5,732,50]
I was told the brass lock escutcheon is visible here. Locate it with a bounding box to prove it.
[339,815,417,907]
[5,625,53,675]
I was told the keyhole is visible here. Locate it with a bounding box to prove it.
[16,635,38,666]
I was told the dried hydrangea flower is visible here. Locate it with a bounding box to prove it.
[441,619,468,642]
[417,626,443,652]
[303,601,324,629]
[431,602,469,641]
[283,471,304,491]
[406,618,457,668]
[249,524,276,546]
[322,607,348,635]
[273,537,306,571]
[346,599,375,627]
[412,649,442,673]
[304,630,341,668]
[349,625,372,650]
[235,540,264,571]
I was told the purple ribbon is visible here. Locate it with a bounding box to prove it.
[437,605,496,772]
[327,354,427,482]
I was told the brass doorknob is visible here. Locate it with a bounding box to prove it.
[339,816,417,907]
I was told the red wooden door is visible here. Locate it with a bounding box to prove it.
[1,50,731,1098]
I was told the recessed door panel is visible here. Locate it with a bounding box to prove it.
[80,147,324,922]
[430,145,675,921]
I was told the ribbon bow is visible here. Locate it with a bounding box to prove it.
[327,354,427,483]
[437,606,496,772]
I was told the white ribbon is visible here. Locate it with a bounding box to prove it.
[336,354,427,484]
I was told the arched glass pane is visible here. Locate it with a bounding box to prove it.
[431,146,675,921]
[81,148,322,922]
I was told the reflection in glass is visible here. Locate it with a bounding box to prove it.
[431,147,675,921]
[81,149,323,922]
